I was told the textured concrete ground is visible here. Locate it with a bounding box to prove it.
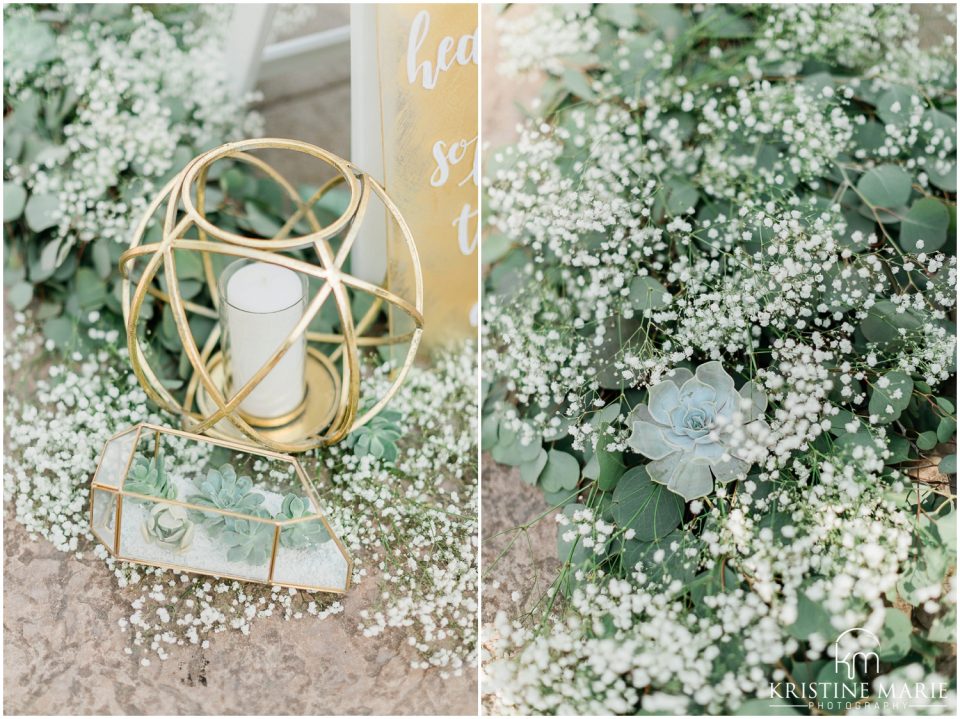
[480,459,558,627]
[3,513,477,715]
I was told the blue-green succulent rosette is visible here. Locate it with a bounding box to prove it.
[627,361,769,501]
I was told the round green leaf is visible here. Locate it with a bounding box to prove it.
[540,450,580,493]
[519,448,548,486]
[665,180,699,215]
[629,275,670,311]
[491,423,543,466]
[926,158,957,193]
[917,431,939,451]
[562,68,595,100]
[621,529,696,584]
[899,197,950,252]
[3,182,27,222]
[876,86,917,126]
[42,316,74,348]
[7,281,33,311]
[24,192,60,232]
[935,511,956,554]
[940,454,957,475]
[787,590,834,641]
[75,267,107,311]
[937,416,957,444]
[857,164,912,208]
[860,300,922,346]
[877,608,912,661]
[868,370,914,424]
[610,465,683,541]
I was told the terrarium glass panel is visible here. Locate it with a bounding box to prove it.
[272,518,351,590]
[89,423,351,592]
[90,488,119,553]
[94,426,140,488]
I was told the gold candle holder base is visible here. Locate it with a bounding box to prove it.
[194,350,340,447]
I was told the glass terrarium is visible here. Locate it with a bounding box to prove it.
[90,423,351,593]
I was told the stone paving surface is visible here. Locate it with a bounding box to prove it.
[3,510,477,715]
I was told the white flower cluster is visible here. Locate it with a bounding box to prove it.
[484,4,957,444]
[5,315,477,671]
[4,4,262,258]
[495,7,600,77]
[484,449,919,714]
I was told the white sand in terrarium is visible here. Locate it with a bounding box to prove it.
[108,472,348,590]
[272,540,349,590]
[118,499,271,581]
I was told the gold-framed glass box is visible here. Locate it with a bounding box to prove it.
[90,423,351,593]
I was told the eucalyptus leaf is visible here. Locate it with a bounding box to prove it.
[787,589,834,641]
[91,239,112,280]
[868,370,913,424]
[42,316,74,348]
[940,454,957,475]
[3,183,27,222]
[860,300,922,347]
[937,416,956,444]
[876,86,918,126]
[899,197,950,253]
[877,608,912,661]
[519,448,548,486]
[539,450,580,493]
[856,164,912,208]
[7,281,33,311]
[629,275,669,311]
[562,68,595,101]
[609,466,683,542]
[24,192,60,232]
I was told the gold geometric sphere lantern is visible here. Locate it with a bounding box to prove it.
[119,138,423,453]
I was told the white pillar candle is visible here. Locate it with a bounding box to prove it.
[221,261,307,419]
[350,4,388,285]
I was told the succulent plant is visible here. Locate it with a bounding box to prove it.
[626,361,769,501]
[187,463,267,537]
[221,519,274,565]
[126,452,176,501]
[276,493,330,549]
[141,504,194,553]
[345,408,403,462]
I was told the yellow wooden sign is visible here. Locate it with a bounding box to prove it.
[374,4,479,349]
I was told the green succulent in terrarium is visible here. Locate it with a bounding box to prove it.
[344,407,404,462]
[221,518,274,565]
[141,504,194,553]
[187,463,267,537]
[126,451,176,501]
[276,493,331,549]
